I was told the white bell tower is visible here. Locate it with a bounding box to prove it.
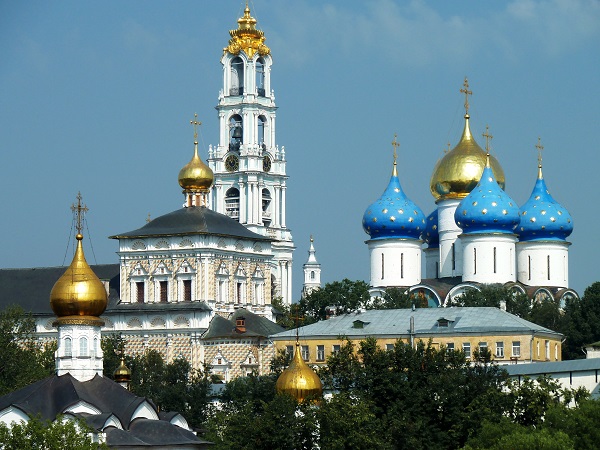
[302,236,321,298]
[208,6,295,304]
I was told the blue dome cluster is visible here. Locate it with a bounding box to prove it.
[363,166,426,240]
[518,173,572,241]
[422,209,439,248]
[455,164,519,234]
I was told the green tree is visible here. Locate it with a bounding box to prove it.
[297,279,370,325]
[561,282,600,359]
[0,416,108,450]
[101,333,126,379]
[0,305,55,395]
[368,287,428,309]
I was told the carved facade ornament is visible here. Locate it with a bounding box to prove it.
[224,6,270,58]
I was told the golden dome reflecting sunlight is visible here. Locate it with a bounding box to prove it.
[178,144,214,191]
[276,343,323,403]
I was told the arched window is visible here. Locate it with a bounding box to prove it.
[256,58,265,96]
[64,337,72,357]
[226,187,240,221]
[230,57,244,96]
[258,116,266,146]
[80,337,88,357]
[262,188,271,226]
[93,338,98,358]
[310,271,315,280]
[229,115,243,151]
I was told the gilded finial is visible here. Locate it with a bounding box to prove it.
[391,133,400,164]
[482,125,493,167]
[535,137,544,179]
[310,235,314,243]
[190,113,202,144]
[444,142,451,154]
[460,77,472,117]
[70,192,89,236]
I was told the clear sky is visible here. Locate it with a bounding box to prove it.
[1,0,599,298]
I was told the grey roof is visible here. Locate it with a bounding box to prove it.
[504,358,600,376]
[0,373,211,448]
[202,308,284,340]
[270,307,562,340]
[0,264,120,315]
[110,206,270,241]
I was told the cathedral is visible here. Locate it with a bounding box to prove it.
[362,79,578,306]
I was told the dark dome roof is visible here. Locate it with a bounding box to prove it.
[110,206,270,241]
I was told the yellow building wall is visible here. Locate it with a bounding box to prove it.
[274,334,562,367]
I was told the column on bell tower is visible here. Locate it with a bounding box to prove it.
[208,5,295,305]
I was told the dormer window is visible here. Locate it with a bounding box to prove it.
[236,317,246,333]
[353,320,369,329]
[437,318,453,328]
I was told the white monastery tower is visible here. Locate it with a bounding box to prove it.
[208,6,295,304]
[302,236,322,298]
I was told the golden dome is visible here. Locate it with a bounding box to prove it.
[430,114,505,201]
[113,358,132,383]
[178,143,214,191]
[276,343,323,402]
[50,233,108,323]
[224,5,270,57]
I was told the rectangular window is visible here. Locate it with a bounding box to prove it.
[555,344,558,360]
[496,342,504,358]
[301,345,309,361]
[547,255,551,280]
[545,340,550,360]
[286,345,294,357]
[316,345,325,361]
[401,253,404,279]
[136,282,145,303]
[463,342,471,359]
[479,342,488,354]
[183,279,192,301]
[446,342,455,352]
[236,282,243,304]
[332,344,341,354]
[452,244,456,270]
[386,343,394,351]
[64,338,72,357]
[512,341,521,357]
[159,281,168,303]
[80,337,88,357]
[528,255,532,281]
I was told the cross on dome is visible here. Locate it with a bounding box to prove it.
[482,125,493,155]
[70,192,88,235]
[460,77,472,116]
[536,136,544,168]
[190,113,202,143]
[392,133,400,164]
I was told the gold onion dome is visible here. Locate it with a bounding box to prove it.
[113,358,132,383]
[50,233,108,322]
[276,343,323,402]
[178,143,214,191]
[225,5,270,57]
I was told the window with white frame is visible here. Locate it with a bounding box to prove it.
[64,337,72,357]
[545,340,550,360]
[496,342,504,358]
[80,337,88,357]
[462,342,471,359]
[479,342,488,354]
[316,345,325,361]
[182,279,192,301]
[286,345,294,357]
[512,341,521,357]
[136,281,145,303]
[446,342,455,352]
[301,345,309,361]
[386,344,394,351]
[332,344,340,354]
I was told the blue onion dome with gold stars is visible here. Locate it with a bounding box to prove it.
[363,138,426,240]
[422,209,439,248]
[518,144,572,241]
[455,132,519,234]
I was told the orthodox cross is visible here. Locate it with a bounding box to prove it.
[536,137,544,167]
[482,125,493,154]
[190,113,202,143]
[460,77,472,115]
[70,192,88,235]
[392,133,400,164]
[444,142,451,154]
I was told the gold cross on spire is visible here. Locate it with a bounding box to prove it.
[460,77,472,116]
[482,125,493,154]
[391,133,400,164]
[70,192,89,235]
[190,113,202,143]
[535,136,544,167]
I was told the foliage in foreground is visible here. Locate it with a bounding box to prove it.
[0,416,107,450]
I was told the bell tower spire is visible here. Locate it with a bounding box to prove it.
[208,6,295,305]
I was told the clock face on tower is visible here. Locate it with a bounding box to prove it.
[225,154,239,172]
[263,155,272,172]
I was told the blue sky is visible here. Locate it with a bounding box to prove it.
[1,0,599,298]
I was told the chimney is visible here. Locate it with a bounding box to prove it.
[236,317,246,333]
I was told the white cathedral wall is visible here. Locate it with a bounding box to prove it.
[424,247,439,279]
[56,324,103,381]
[516,240,570,287]
[437,199,463,278]
[368,239,422,288]
[460,234,517,284]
